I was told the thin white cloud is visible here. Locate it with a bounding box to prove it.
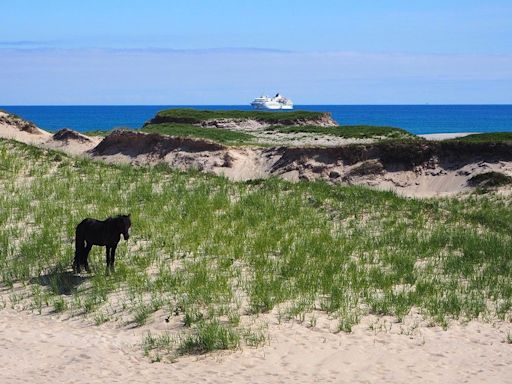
[0,48,510,104]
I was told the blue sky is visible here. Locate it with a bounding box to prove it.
[1,1,511,104]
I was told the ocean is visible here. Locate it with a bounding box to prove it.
[1,105,512,135]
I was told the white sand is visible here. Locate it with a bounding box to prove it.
[0,111,100,154]
[419,132,476,141]
[1,309,511,383]
[0,111,51,145]
[45,135,102,155]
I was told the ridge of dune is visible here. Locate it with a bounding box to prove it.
[0,110,51,144]
[86,130,512,197]
[52,128,93,143]
[0,112,511,197]
[0,111,101,154]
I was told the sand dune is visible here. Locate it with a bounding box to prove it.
[1,110,511,198]
[1,112,512,382]
[1,309,511,383]
[0,111,101,155]
[0,111,51,145]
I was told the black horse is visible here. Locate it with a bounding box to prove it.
[73,214,131,273]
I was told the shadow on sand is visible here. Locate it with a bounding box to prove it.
[30,271,90,296]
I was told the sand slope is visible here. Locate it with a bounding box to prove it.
[0,111,101,154]
[1,309,511,384]
[0,111,51,145]
[1,110,512,198]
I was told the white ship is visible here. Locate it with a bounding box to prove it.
[251,93,293,110]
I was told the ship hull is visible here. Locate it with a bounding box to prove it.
[251,102,294,110]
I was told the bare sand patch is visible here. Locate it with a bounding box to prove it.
[420,132,476,141]
[0,112,100,154]
[1,309,510,384]
[46,130,102,155]
[0,111,51,145]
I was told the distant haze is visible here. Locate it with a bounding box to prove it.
[1,1,511,105]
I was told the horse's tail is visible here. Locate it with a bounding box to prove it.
[73,222,86,272]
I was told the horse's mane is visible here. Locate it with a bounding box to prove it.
[105,214,131,228]
[109,214,130,220]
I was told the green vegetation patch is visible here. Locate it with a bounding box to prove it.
[141,123,255,144]
[81,130,113,137]
[82,126,141,137]
[150,108,328,124]
[177,320,240,355]
[348,160,384,177]
[450,132,512,143]
[1,138,512,359]
[469,171,512,189]
[266,125,416,140]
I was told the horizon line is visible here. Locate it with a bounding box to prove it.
[2,103,512,107]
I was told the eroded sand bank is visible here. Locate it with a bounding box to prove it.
[2,112,511,198]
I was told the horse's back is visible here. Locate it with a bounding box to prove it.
[76,218,101,231]
[76,218,108,243]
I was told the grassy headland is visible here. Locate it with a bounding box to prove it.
[1,138,511,360]
[140,108,417,145]
[146,108,330,125]
[141,122,413,145]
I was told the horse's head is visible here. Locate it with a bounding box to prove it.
[117,214,131,240]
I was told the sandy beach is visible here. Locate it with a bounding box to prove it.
[1,309,511,383]
[419,132,476,141]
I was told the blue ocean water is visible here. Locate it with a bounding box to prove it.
[1,105,512,135]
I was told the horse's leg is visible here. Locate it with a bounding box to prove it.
[74,243,87,274]
[73,230,84,273]
[83,242,92,273]
[73,248,81,274]
[105,246,111,274]
[110,244,118,273]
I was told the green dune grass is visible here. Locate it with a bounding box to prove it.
[151,108,328,124]
[266,125,417,140]
[141,123,256,144]
[141,122,415,145]
[449,132,512,143]
[0,139,511,359]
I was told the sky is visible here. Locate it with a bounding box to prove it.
[1,0,511,105]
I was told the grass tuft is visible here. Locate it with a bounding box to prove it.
[178,320,240,355]
[468,172,512,189]
[141,123,255,144]
[266,125,415,140]
[450,132,512,143]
